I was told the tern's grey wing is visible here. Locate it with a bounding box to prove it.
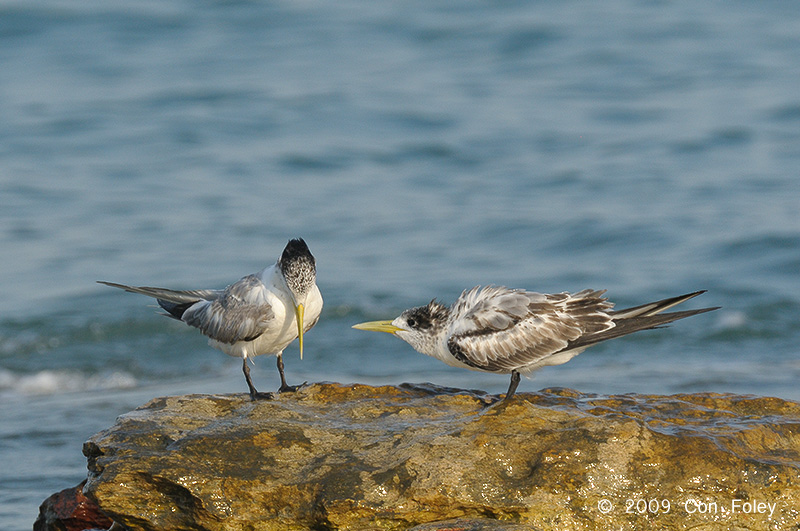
[566,295,718,351]
[608,290,707,319]
[447,287,614,372]
[97,281,221,303]
[181,275,276,344]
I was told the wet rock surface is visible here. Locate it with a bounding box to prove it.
[80,382,800,530]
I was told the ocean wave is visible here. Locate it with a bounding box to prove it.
[0,369,137,397]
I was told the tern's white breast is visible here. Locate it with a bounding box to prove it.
[210,269,322,360]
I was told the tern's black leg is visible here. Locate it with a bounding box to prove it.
[503,370,521,401]
[242,358,275,401]
[276,353,306,393]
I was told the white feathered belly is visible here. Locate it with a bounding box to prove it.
[210,287,323,360]
[209,318,297,359]
[516,347,587,374]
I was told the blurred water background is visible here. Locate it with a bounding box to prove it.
[2,0,799,528]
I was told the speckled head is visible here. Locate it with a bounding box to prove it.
[391,300,451,356]
[279,238,316,299]
[400,300,450,332]
[351,299,451,358]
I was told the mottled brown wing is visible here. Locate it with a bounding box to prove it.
[447,287,614,372]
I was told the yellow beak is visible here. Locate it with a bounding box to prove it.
[351,320,403,334]
[295,303,305,360]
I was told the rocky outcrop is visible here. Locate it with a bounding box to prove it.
[34,479,113,531]
[80,382,800,530]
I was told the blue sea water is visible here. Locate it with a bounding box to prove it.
[2,0,800,528]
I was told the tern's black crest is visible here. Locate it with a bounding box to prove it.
[402,300,450,331]
[279,238,316,297]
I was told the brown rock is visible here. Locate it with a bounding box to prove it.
[82,383,800,530]
[408,517,539,530]
[34,479,114,531]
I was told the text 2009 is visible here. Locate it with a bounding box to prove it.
[626,499,671,514]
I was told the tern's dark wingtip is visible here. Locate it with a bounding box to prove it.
[683,289,708,299]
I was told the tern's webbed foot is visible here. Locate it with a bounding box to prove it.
[250,391,278,401]
[478,394,520,412]
[278,381,307,394]
[479,396,501,408]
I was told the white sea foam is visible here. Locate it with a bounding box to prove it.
[716,311,748,330]
[0,369,137,396]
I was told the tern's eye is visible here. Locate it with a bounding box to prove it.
[406,317,417,328]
